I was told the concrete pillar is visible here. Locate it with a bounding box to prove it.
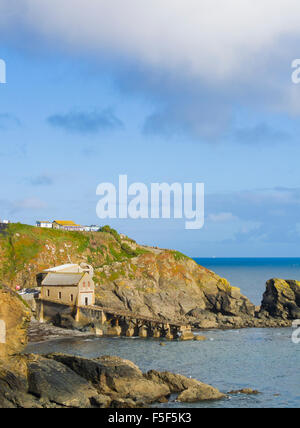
[126,328,135,337]
[99,311,107,324]
[39,301,44,323]
[152,329,160,338]
[75,306,81,323]
[165,330,174,340]
[94,326,103,336]
[138,327,148,338]
[180,331,195,341]
[107,326,122,336]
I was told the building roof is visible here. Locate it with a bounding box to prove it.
[43,264,81,273]
[42,272,85,286]
[37,221,51,224]
[53,220,81,227]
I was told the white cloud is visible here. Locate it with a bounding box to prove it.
[2,1,300,138]
[1,0,300,83]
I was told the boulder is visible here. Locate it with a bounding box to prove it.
[177,384,225,402]
[145,370,225,402]
[194,335,207,341]
[228,388,260,395]
[260,279,300,320]
[145,370,201,393]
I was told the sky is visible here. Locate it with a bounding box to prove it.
[1,0,300,257]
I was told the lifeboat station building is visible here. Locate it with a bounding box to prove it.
[39,264,95,307]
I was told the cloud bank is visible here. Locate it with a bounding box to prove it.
[2,0,300,139]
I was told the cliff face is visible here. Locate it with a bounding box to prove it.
[0,285,31,362]
[95,250,255,327]
[0,223,256,328]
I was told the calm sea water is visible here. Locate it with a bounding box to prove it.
[195,257,300,306]
[26,258,300,408]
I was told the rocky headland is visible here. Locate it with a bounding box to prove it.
[1,223,299,331]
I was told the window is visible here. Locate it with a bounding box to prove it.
[47,289,50,297]
[85,297,88,306]
[58,292,62,300]
[70,294,73,303]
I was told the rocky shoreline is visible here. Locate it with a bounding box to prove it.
[1,351,229,408]
[27,319,92,344]
[1,269,300,408]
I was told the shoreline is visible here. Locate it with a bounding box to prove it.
[27,319,294,347]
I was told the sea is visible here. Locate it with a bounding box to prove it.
[26,258,300,408]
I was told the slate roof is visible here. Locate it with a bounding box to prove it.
[42,272,84,286]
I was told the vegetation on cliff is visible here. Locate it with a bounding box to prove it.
[0,223,147,288]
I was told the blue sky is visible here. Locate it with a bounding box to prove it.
[1,1,300,257]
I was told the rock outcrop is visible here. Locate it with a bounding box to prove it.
[46,354,170,404]
[145,370,225,401]
[0,352,226,408]
[260,279,300,320]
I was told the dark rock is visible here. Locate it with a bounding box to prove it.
[228,388,260,395]
[0,365,42,408]
[90,394,111,408]
[260,279,300,320]
[46,354,170,404]
[27,354,98,407]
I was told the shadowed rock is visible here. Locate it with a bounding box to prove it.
[46,354,170,404]
[260,279,300,320]
[27,354,98,407]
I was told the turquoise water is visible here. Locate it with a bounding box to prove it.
[26,259,300,408]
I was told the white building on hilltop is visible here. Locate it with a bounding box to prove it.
[36,221,52,228]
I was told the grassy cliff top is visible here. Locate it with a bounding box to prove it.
[0,223,193,289]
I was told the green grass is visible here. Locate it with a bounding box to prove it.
[99,225,121,243]
[0,223,90,285]
[171,250,191,262]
